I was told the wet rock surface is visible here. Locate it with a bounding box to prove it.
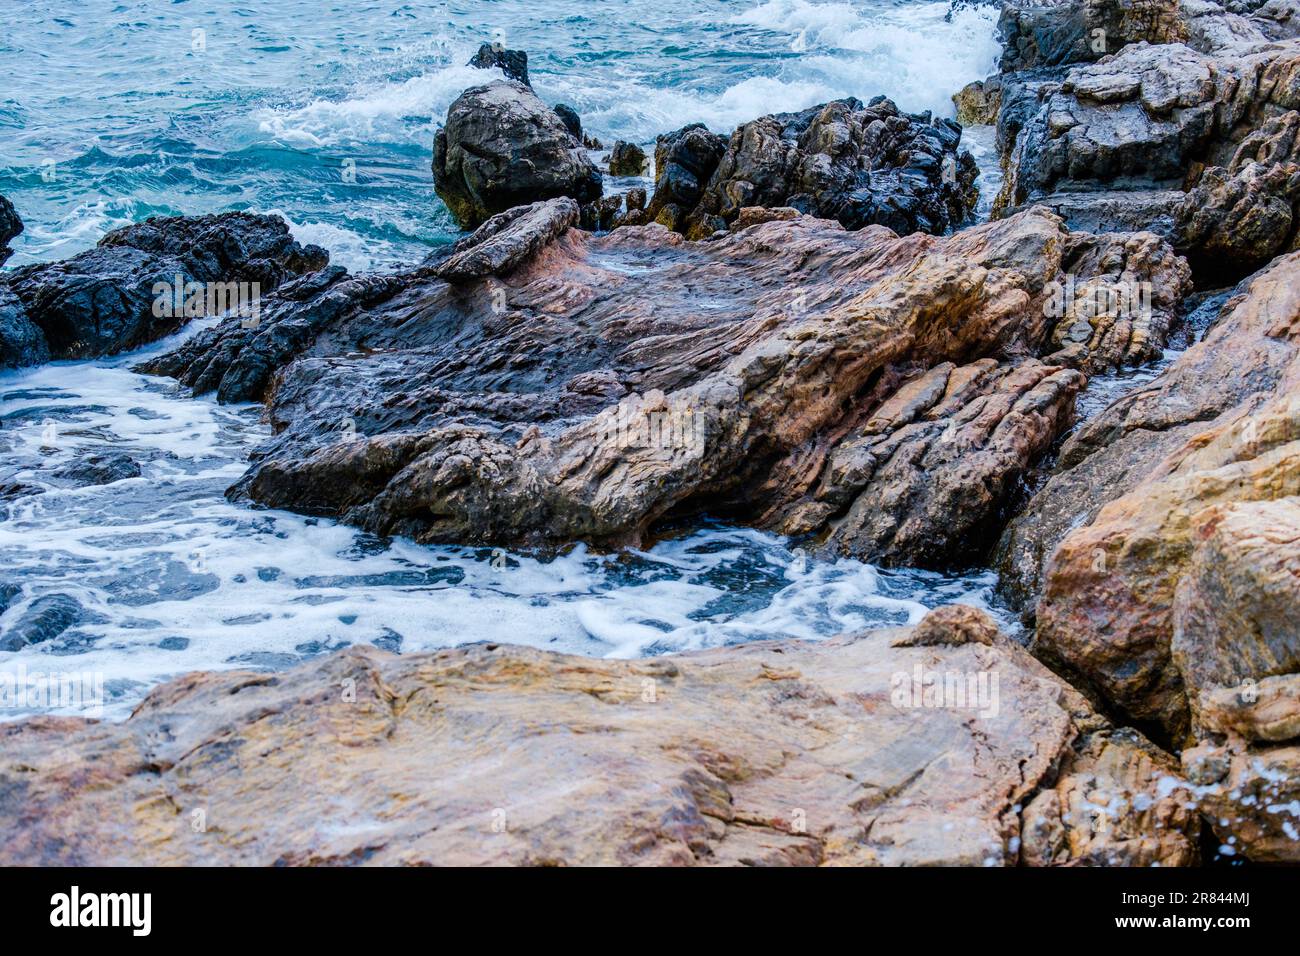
[622,98,978,239]
[0,193,22,266]
[1,211,327,365]
[0,607,1197,866]
[433,80,603,229]
[467,42,530,87]
[143,203,1186,568]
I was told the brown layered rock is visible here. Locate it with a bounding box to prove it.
[763,358,1085,567]
[1019,249,1300,860]
[996,252,1297,614]
[1176,109,1300,277]
[142,203,1187,569]
[0,607,1197,866]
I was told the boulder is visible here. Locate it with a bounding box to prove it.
[144,204,1187,569]
[468,42,530,87]
[433,81,603,229]
[633,123,727,232]
[0,193,22,265]
[607,141,648,176]
[998,250,1298,618]
[0,607,1198,866]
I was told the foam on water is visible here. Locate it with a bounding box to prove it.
[0,335,1008,721]
[1,0,999,270]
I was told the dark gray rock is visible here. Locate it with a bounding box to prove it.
[50,452,142,487]
[5,212,329,362]
[0,193,22,266]
[626,97,978,240]
[98,211,329,292]
[632,123,727,232]
[553,103,582,141]
[468,42,530,87]
[0,283,49,369]
[433,81,603,229]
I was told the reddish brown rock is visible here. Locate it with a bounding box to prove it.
[0,608,1197,867]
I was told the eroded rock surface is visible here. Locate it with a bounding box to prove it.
[1002,250,1300,860]
[142,203,1187,568]
[0,606,1197,866]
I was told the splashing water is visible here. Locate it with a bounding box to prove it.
[0,0,1000,269]
[0,333,1009,720]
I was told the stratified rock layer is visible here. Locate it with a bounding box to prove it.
[141,203,1189,568]
[0,607,1198,866]
[1009,250,1300,861]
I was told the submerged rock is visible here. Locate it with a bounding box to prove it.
[144,202,1188,569]
[433,81,603,229]
[0,594,85,652]
[624,97,978,239]
[0,607,1198,866]
[50,452,142,487]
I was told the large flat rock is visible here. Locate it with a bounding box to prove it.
[0,606,1198,866]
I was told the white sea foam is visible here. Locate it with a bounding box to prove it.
[267,210,398,273]
[255,62,500,147]
[0,339,1008,722]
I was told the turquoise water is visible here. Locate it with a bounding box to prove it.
[0,0,1000,270]
[0,1,1010,719]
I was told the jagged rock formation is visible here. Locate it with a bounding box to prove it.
[988,4,1300,281]
[139,201,1187,569]
[467,42,530,87]
[992,250,1300,860]
[433,81,603,229]
[621,97,978,240]
[0,209,327,367]
[0,606,1198,866]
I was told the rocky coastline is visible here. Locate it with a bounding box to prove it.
[2,0,1298,866]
